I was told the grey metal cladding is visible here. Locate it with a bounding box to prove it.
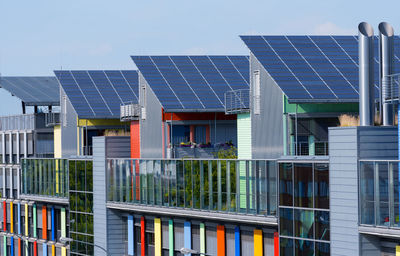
[105,136,130,158]
[60,88,78,158]
[250,53,284,159]
[106,209,126,255]
[329,126,398,256]
[92,136,108,256]
[0,76,60,106]
[329,126,359,256]
[140,73,163,158]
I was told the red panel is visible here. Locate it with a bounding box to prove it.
[162,121,165,158]
[18,238,21,256]
[141,217,145,256]
[217,225,225,256]
[274,232,279,256]
[162,112,236,121]
[3,201,6,231]
[130,120,140,158]
[42,206,47,240]
[205,125,210,143]
[34,241,37,256]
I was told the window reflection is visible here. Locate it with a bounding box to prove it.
[294,163,313,208]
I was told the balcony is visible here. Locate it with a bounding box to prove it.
[120,102,141,122]
[224,89,250,114]
[21,158,69,200]
[0,114,35,131]
[44,112,60,127]
[107,158,277,217]
[359,160,400,228]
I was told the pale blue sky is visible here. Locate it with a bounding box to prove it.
[0,0,399,114]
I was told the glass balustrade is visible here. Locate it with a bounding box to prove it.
[106,159,278,216]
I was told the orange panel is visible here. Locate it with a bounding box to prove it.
[190,125,195,142]
[217,225,226,256]
[130,120,140,158]
[42,206,47,240]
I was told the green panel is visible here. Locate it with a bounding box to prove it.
[237,113,252,159]
[3,236,6,256]
[33,204,37,238]
[169,219,174,256]
[61,208,66,238]
[200,223,205,254]
[309,135,315,156]
[284,96,358,114]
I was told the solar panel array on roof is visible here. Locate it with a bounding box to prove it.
[240,35,400,102]
[131,56,250,111]
[54,70,139,118]
[0,77,60,106]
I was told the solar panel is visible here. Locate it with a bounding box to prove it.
[0,77,59,106]
[131,55,250,111]
[54,70,139,118]
[240,35,400,102]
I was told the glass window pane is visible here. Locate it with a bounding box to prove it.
[279,163,293,206]
[294,163,313,208]
[315,242,330,256]
[268,161,277,215]
[391,162,399,227]
[193,160,201,209]
[279,208,293,236]
[360,162,375,225]
[294,209,314,239]
[295,239,314,256]
[377,162,389,226]
[314,163,329,209]
[279,238,293,256]
[315,210,330,241]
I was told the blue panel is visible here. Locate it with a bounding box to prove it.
[184,221,191,256]
[18,203,21,235]
[51,206,55,241]
[128,215,134,256]
[169,56,223,109]
[228,56,250,84]
[119,71,139,102]
[209,56,249,91]
[43,243,47,256]
[11,237,14,255]
[235,226,240,256]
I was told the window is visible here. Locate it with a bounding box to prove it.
[141,84,146,120]
[63,95,67,127]
[253,70,261,115]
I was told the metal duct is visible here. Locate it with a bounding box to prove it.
[359,22,375,126]
[379,22,395,126]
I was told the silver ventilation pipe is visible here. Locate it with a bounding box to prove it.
[379,22,395,126]
[359,22,375,126]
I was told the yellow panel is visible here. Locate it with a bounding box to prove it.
[61,247,67,256]
[154,218,162,256]
[254,229,263,256]
[78,118,123,127]
[396,245,400,256]
[10,202,13,233]
[54,125,62,158]
[55,160,59,193]
[25,204,28,236]
[52,245,55,256]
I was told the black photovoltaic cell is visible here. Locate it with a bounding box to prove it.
[54,70,139,118]
[0,77,59,105]
[131,55,250,110]
[240,35,400,101]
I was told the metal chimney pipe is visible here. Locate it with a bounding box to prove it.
[379,22,395,126]
[359,22,375,126]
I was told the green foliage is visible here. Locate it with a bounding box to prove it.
[215,146,237,159]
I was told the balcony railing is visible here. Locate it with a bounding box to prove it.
[107,158,277,216]
[0,114,35,131]
[21,158,69,198]
[359,160,400,228]
[120,102,141,122]
[45,112,60,127]
[224,89,250,114]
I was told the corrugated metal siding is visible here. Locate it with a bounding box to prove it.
[358,127,398,159]
[250,54,284,159]
[237,113,251,159]
[92,136,108,256]
[105,136,131,158]
[329,127,359,256]
[60,88,78,158]
[107,209,126,255]
[139,73,163,158]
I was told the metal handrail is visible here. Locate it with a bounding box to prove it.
[224,89,250,114]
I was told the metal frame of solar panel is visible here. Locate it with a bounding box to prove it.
[131,56,250,112]
[240,35,400,103]
[0,77,60,106]
[54,70,139,119]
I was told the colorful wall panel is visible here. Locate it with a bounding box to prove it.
[200,223,206,255]
[254,229,263,256]
[51,207,55,241]
[154,218,161,256]
[33,204,37,238]
[169,220,174,256]
[128,215,134,256]
[17,203,21,234]
[10,201,14,233]
[235,227,240,256]
[217,225,225,256]
[184,221,191,255]
[42,206,47,240]
[141,217,145,256]
[25,204,28,236]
